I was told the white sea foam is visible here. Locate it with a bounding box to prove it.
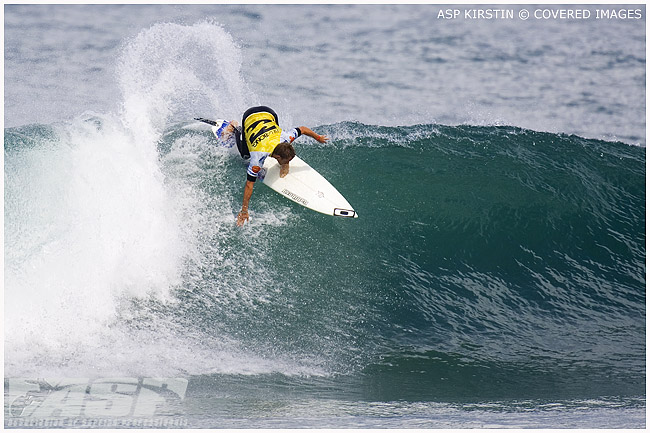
[4,22,318,378]
[5,113,184,372]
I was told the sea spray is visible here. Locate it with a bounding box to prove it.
[117,20,252,136]
[4,113,188,374]
[5,22,323,377]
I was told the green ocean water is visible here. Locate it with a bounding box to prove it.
[4,118,645,427]
[181,120,647,381]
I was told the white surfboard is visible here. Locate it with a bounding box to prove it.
[260,156,358,218]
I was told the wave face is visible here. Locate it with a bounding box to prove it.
[6,120,645,394]
[4,21,645,422]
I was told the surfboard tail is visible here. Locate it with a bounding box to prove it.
[334,208,357,218]
[262,156,358,219]
[194,117,218,126]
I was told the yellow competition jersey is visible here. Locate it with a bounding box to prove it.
[243,111,282,153]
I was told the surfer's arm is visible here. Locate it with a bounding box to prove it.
[237,180,255,226]
[298,126,329,143]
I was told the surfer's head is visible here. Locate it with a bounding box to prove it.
[272,142,296,165]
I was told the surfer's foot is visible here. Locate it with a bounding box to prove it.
[222,121,237,139]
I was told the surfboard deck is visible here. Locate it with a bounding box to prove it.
[195,117,357,218]
[260,156,357,218]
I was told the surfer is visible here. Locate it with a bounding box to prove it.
[233,106,328,226]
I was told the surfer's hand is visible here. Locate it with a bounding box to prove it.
[236,210,249,226]
[279,163,289,178]
[297,127,329,144]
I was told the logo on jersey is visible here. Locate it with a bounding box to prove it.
[244,112,281,151]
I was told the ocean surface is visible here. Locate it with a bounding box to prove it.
[4,4,646,429]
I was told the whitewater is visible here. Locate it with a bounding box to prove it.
[4,5,646,428]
